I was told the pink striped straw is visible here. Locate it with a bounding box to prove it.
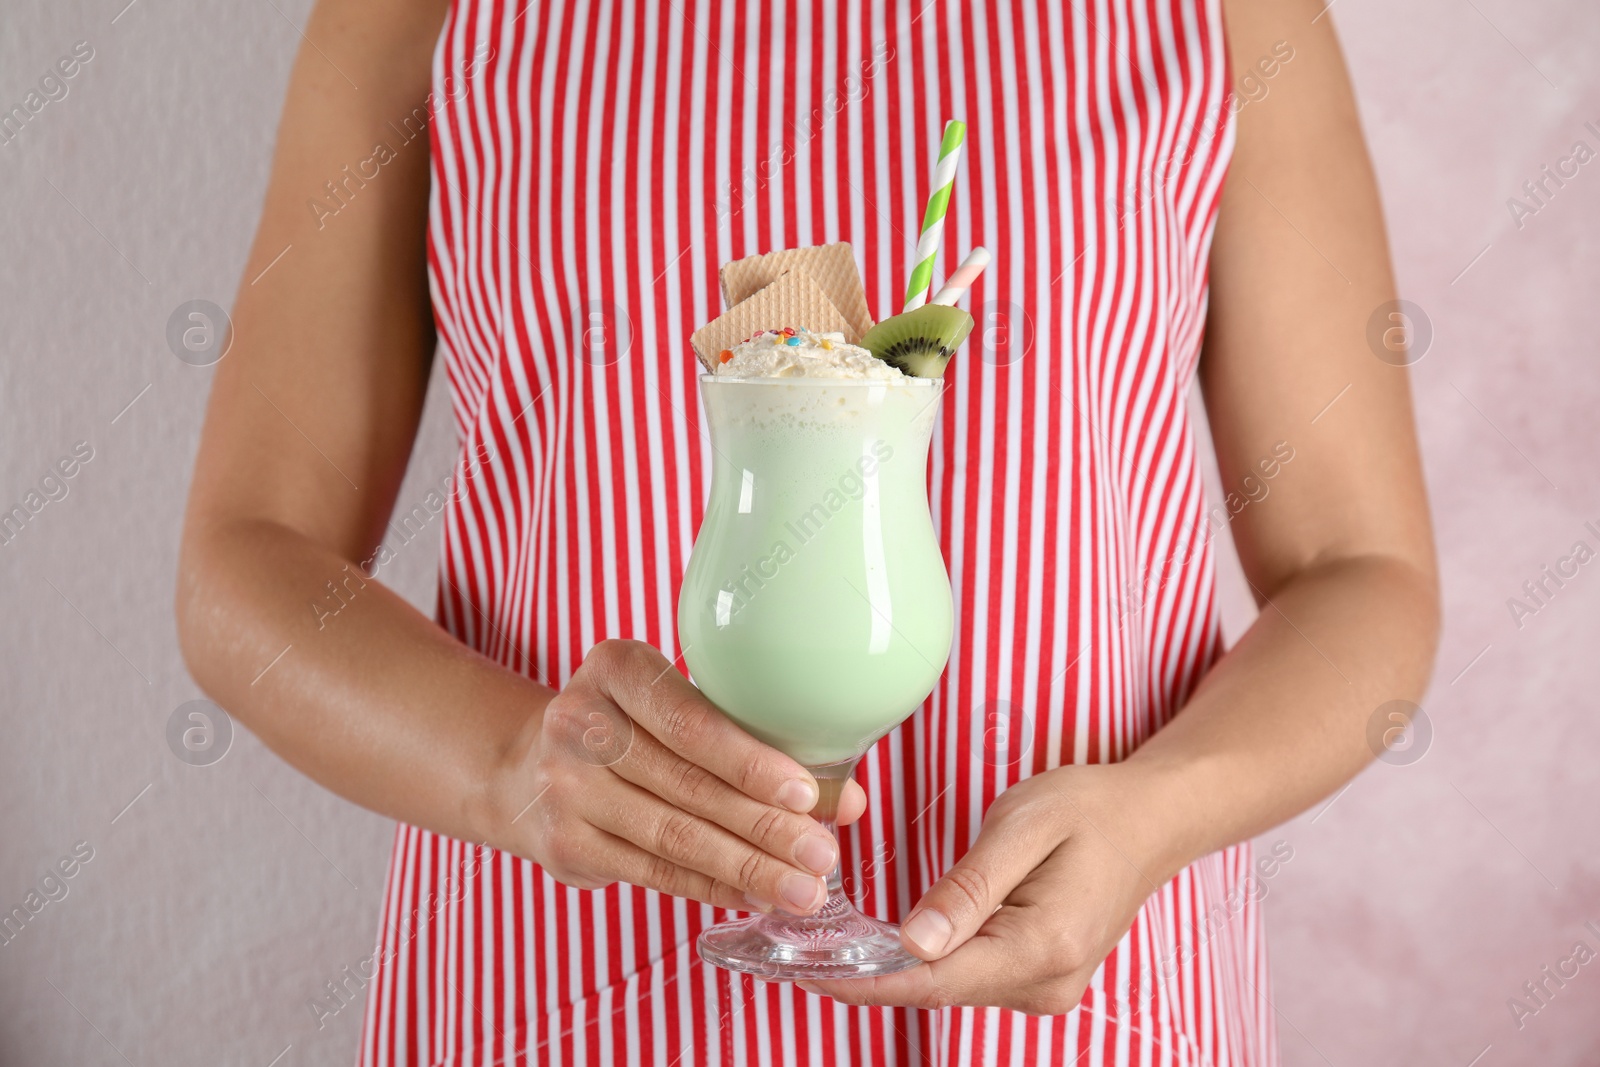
[930,247,991,306]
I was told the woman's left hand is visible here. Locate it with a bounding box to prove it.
[797,762,1190,1015]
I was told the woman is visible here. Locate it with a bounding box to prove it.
[177,0,1438,1063]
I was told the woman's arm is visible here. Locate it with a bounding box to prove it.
[177,0,850,918]
[1123,0,1440,866]
[801,0,1439,1012]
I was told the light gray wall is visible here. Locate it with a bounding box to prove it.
[1,1,1596,1064]
[1,3,450,1063]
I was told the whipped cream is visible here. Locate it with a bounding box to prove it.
[714,327,903,380]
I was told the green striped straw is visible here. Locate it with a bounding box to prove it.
[903,119,967,312]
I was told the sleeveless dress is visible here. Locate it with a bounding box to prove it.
[359,2,1276,1064]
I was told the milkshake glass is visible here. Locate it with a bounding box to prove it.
[679,372,952,979]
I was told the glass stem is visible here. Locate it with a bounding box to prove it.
[816,812,844,895]
[806,755,862,903]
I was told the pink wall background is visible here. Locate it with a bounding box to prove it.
[1209,1,1600,1062]
[0,0,1595,1063]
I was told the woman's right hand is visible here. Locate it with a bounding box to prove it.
[488,639,865,916]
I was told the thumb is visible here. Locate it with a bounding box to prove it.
[899,804,1057,961]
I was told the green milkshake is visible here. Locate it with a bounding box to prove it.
[678,330,953,767]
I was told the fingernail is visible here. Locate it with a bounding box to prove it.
[902,909,953,957]
[794,834,837,875]
[779,873,825,912]
[743,892,773,913]
[777,778,817,813]
[796,981,821,995]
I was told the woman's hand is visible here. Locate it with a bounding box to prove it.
[487,639,867,917]
[797,0,1442,1017]
[797,764,1183,1015]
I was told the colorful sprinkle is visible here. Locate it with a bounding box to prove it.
[785,336,802,346]
[719,349,734,364]
[820,338,833,350]
[783,327,797,336]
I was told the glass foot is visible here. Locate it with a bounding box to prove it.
[698,890,923,980]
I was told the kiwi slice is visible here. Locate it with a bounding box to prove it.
[860,304,975,378]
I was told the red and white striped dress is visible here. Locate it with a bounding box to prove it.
[360,1,1275,1064]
